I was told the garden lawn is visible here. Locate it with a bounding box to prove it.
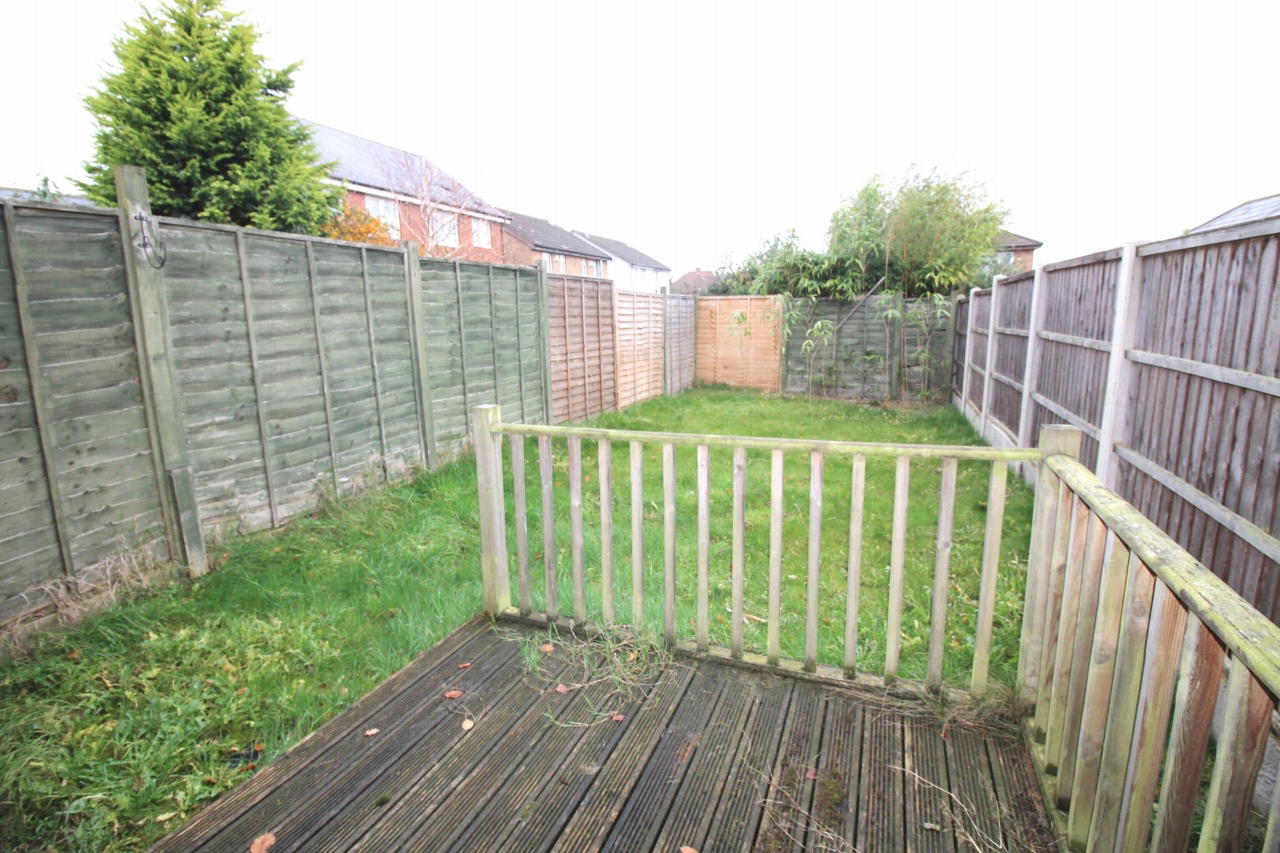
[0,386,1033,852]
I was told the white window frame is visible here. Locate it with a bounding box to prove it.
[471,216,491,249]
[432,210,459,248]
[364,196,400,240]
[554,254,566,273]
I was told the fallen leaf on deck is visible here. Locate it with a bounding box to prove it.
[555,684,569,694]
[923,822,941,832]
[458,662,471,669]
[539,643,555,654]
[805,768,818,780]
[461,718,475,731]
[251,832,277,853]
[364,728,380,737]
[612,714,626,722]
[679,846,699,853]
[444,689,463,699]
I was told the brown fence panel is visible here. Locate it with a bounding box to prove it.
[1,202,171,621]
[988,271,1035,439]
[547,275,616,422]
[967,288,990,412]
[1119,229,1280,622]
[1026,251,1121,469]
[614,289,664,409]
[952,295,969,402]
[665,294,696,395]
[695,296,782,391]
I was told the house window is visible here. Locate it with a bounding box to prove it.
[584,259,597,277]
[554,254,566,273]
[471,217,491,248]
[432,210,459,248]
[365,196,400,240]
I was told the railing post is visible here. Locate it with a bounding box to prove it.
[1018,424,1082,710]
[473,405,511,615]
[1095,242,1141,488]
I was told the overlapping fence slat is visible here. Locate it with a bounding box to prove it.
[665,294,696,395]
[695,295,782,391]
[966,289,990,415]
[614,289,664,409]
[546,274,616,422]
[988,271,1034,440]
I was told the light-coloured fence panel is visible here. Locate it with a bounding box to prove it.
[665,294,696,395]
[695,295,782,391]
[1,201,172,622]
[546,274,616,423]
[988,271,1034,440]
[613,289,664,409]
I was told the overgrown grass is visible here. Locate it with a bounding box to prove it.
[0,387,1034,851]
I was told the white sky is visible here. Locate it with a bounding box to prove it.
[5,0,1279,277]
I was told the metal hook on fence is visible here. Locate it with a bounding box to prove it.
[132,207,167,269]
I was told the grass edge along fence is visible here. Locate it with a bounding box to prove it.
[473,404,1280,853]
[953,218,1280,629]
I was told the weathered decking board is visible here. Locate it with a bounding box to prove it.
[151,618,1056,853]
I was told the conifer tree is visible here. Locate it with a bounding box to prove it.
[78,0,340,233]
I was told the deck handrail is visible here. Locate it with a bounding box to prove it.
[1021,445,1280,853]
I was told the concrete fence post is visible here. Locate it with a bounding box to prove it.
[1095,243,1142,488]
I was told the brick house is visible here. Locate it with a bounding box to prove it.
[995,230,1043,272]
[501,210,612,277]
[573,232,671,293]
[306,120,509,263]
[671,268,718,294]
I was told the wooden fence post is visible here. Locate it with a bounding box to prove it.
[402,241,438,470]
[537,260,554,424]
[888,292,904,401]
[943,290,960,398]
[980,275,1004,440]
[1095,243,1141,488]
[1017,266,1046,453]
[962,287,978,423]
[472,404,511,615]
[114,166,206,573]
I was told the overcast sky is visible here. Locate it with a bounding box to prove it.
[5,0,1279,276]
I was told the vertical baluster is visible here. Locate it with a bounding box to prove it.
[1052,510,1108,797]
[1262,764,1280,853]
[970,459,1008,696]
[844,453,865,678]
[696,445,710,652]
[511,435,531,615]
[1087,553,1158,853]
[599,439,614,625]
[663,443,677,646]
[1066,533,1132,847]
[1044,498,1095,771]
[1115,582,1188,853]
[539,434,559,619]
[1035,483,1078,738]
[1196,658,1275,853]
[804,451,824,673]
[630,441,644,628]
[568,436,585,622]
[886,456,910,679]
[731,447,747,660]
[768,448,784,666]
[926,457,958,690]
[1149,616,1225,852]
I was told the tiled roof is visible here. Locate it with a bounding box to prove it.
[995,229,1043,252]
[303,120,505,218]
[572,232,670,271]
[501,210,611,259]
[1190,193,1280,233]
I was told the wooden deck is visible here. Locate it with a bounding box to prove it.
[151,618,1057,853]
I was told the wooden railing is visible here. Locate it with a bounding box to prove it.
[472,404,1044,694]
[1021,438,1280,853]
